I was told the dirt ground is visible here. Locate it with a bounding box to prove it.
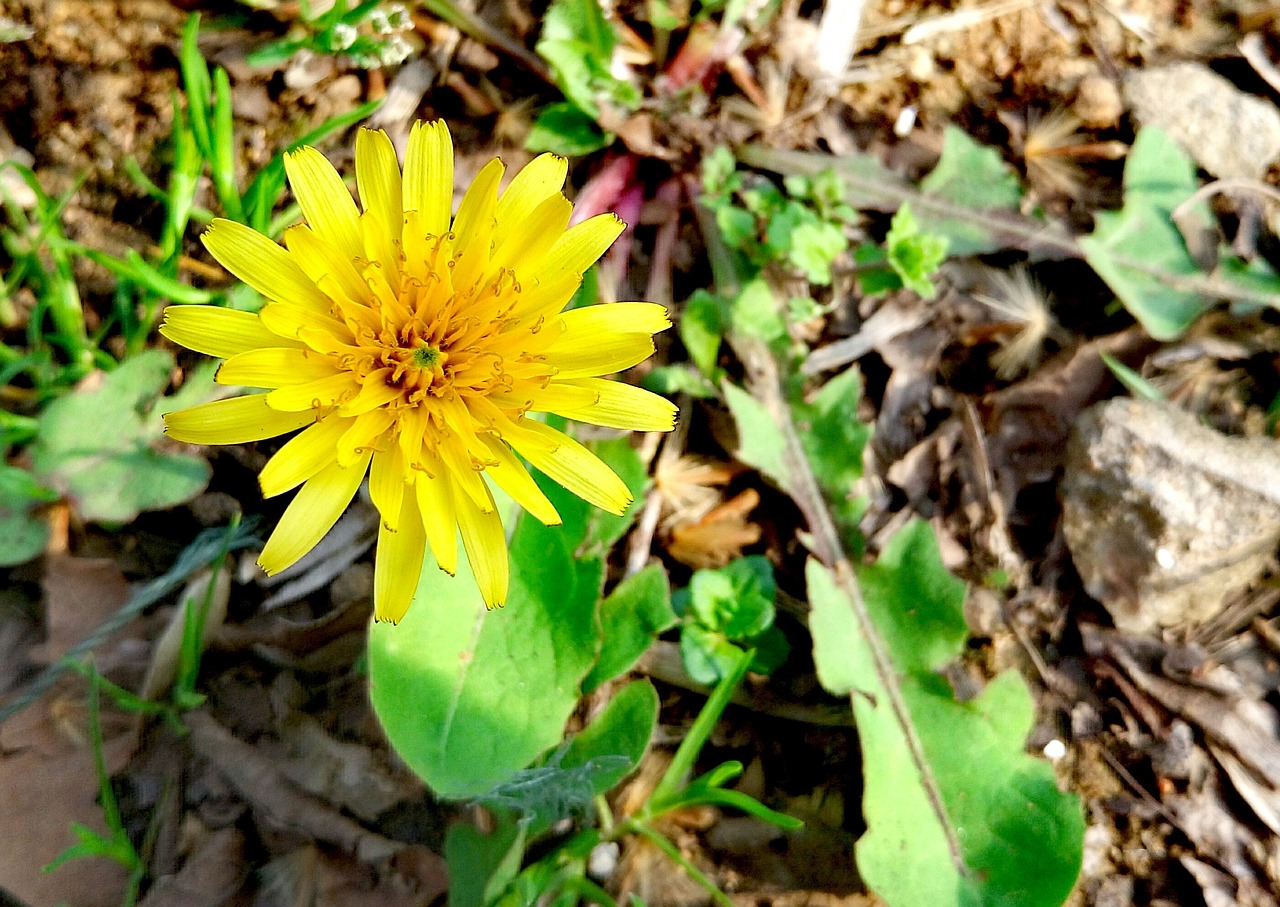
[5,0,1280,905]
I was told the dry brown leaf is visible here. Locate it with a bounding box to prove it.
[33,555,133,664]
[667,489,762,569]
[654,455,739,530]
[0,694,135,906]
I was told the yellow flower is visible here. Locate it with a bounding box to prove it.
[162,121,676,621]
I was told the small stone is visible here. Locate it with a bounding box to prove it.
[1074,74,1122,129]
[1062,399,1280,633]
[1124,63,1280,178]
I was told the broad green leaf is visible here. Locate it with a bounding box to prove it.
[583,564,676,693]
[563,679,659,793]
[1080,127,1212,340]
[917,127,1022,257]
[29,351,212,524]
[526,102,613,156]
[369,512,603,799]
[808,521,1084,907]
[446,820,526,907]
[723,381,790,490]
[0,466,55,567]
[641,364,718,399]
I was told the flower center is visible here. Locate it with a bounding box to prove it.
[411,343,445,371]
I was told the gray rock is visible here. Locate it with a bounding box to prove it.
[1124,63,1280,179]
[1062,399,1280,633]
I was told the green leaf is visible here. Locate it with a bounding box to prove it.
[446,819,527,907]
[723,381,790,491]
[788,221,847,285]
[886,204,948,299]
[563,679,659,793]
[680,624,745,685]
[583,565,677,693]
[28,351,212,524]
[369,512,604,799]
[1080,127,1213,340]
[679,290,724,379]
[526,102,613,156]
[689,555,775,638]
[0,466,54,567]
[537,0,638,119]
[729,277,786,343]
[808,522,1084,907]
[794,366,871,545]
[642,364,718,399]
[916,127,1022,257]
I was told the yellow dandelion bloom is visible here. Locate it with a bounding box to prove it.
[162,121,675,622]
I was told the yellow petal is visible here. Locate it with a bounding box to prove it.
[258,302,353,348]
[540,213,625,282]
[355,128,403,241]
[502,418,632,515]
[403,120,453,236]
[361,211,401,295]
[336,407,396,467]
[165,394,315,445]
[283,224,370,310]
[369,444,407,532]
[450,157,504,292]
[161,305,303,359]
[258,449,373,575]
[284,146,363,260]
[495,153,567,233]
[482,437,561,526]
[415,463,458,576]
[439,431,492,513]
[544,332,657,379]
[337,369,402,416]
[201,219,330,309]
[456,482,508,607]
[258,416,349,498]
[374,488,427,624]
[266,373,360,411]
[492,193,572,277]
[507,270,582,322]
[558,301,672,335]
[217,347,341,388]
[545,378,678,432]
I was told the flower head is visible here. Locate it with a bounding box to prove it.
[162,122,675,621]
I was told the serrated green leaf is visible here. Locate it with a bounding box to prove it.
[916,127,1023,257]
[808,522,1083,907]
[723,381,790,490]
[795,366,871,545]
[1080,127,1212,340]
[886,204,948,299]
[788,220,847,285]
[583,564,676,693]
[29,351,212,524]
